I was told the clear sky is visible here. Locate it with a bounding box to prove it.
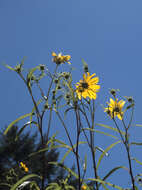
[1,0,142,189]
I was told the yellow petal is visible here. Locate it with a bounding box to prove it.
[89,77,99,84]
[110,98,115,107]
[65,55,71,61]
[117,113,123,120]
[118,100,125,109]
[83,73,87,81]
[52,52,57,57]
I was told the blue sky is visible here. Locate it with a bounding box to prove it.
[1,0,142,189]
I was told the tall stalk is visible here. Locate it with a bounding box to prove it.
[113,118,135,190]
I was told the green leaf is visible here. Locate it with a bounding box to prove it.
[3,63,15,71]
[96,141,121,170]
[134,124,142,127]
[15,121,38,141]
[26,66,40,87]
[87,178,124,190]
[131,142,142,146]
[102,183,109,190]
[102,166,127,181]
[95,123,125,136]
[30,181,40,190]
[10,174,40,190]
[48,162,78,179]
[29,99,43,127]
[4,113,33,135]
[82,128,118,139]
[81,59,88,68]
[132,157,142,166]
[95,146,109,156]
[64,107,74,119]
[53,139,68,146]
[61,141,87,163]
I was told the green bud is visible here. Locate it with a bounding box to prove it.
[84,65,88,73]
[39,64,45,71]
[54,79,59,84]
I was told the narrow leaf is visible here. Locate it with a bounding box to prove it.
[82,128,118,139]
[61,141,87,163]
[87,178,124,190]
[48,162,78,179]
[3,64,15,71]
[131,142,142,146]
[135,124,142,127]
[132,157,142,166]
[102,166,127,181]
[10,174,40,190]
[4,113,33,135]
[95,123,125,135]
[30,99,43,127]
[96,141,121,170]
[15,121,38,141]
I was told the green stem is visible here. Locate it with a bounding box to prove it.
[113,119,135,190]
[75,108,81,190]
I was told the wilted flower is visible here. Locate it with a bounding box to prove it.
[52,52,71,65]
[104,98,125,120]
[75,72,100,100]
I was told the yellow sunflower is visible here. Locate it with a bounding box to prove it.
[75,72,100,100]
[104,98,125,120]
[52,52,71,65]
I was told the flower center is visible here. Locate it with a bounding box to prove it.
[81,82,88,89]
[114,107,120,112]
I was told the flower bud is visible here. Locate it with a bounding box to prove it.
[110,89,116,96]
[54,79,59,84]
[84,65,88,73]
[39,64,45,71]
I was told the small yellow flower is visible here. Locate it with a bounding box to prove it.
[52,52,71,65]
[75,72,100,100]
[20,162,29,172]
[104,98,125,120]
[81,185,87,190]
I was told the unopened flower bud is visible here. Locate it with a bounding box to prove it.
[64,73,70,80]
[84,65,88,73]
[57,85,61,90]
[110,89,116,96]
[54,79,59,84]
[52,90,56,95]
[39,64,45,71]
[127,97,133,103]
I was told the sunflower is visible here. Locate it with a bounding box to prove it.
[52,52,71,65]
[104,98,125,120]
[75,72,100,100]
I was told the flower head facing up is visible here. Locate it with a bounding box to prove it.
[20,162,29,172]
[75,72,100,100]
[104,98,125,120]
[52,52,71,65]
